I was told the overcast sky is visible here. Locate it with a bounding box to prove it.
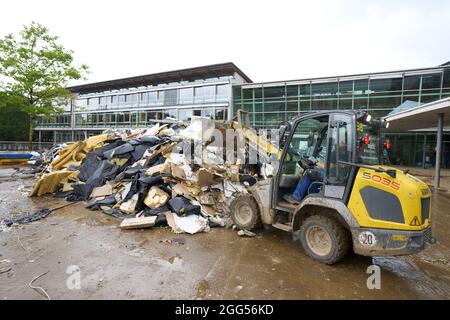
[1,0,449,86]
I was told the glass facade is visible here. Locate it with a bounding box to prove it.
[36,80,233,131]
[233,66,450,129]
[233,65,450,166]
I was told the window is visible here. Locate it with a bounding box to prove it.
[123,112,130,123]
[164,89,178,106]
[311,82,338,110]
[264,102,285,112]
[157,90,164,103]
[148,91,157,105]
[98,113,104,125]
[99,96,107,108]
[118,95,126,105]
[117,112,124,123]
[75,99,87,111]
[139,112,146,124]
[243,88,253,100]
[287,100,298,112]
[356,120,380,165]
[216,84,230,101]
[179,109,193,122]
[147,111,162,122]
[369,78,402,94]
[282,116,329,177]
[264,86,285,100]
[195,86,215,103]
[179,88,193,104]
[203,86,215,102]
[232,86,242,100]
[140,92,148,105]
[354,79,369,96]
[421,73,442,103]
[163,109,177,119]
[215,108,227,120]
[443,68,450,97]
[108,95,116,107]
[328,114,353,184]
[201,108,214,119]
[287,85,299,98]
[130,112,137,125]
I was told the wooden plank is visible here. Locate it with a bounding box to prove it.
[120,216,157,230]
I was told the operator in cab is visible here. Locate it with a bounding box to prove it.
[287,130,328,203]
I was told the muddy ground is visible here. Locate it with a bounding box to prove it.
[0,166,449,300]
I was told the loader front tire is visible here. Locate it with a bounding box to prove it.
[230,195,260,231]
[299,214,350,264]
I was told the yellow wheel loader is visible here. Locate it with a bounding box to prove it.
[230,110,435,264]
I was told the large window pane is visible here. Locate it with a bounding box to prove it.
[354,98,368,109]
[216,84,230,101]
[354,79,369,96]
[369,78,402,94]
[164,89,178,106]
[118,95,126,105]
[286,85,299,98]
[311,82,338,110]
[232,86,242,100]
[287,100,298,111]
[264,86,285,100]
[163,109,177,119]
[215,108,227,120]
[179,88,193,104]
[339,98,353,110]
[264,101,285,112]
[369,95,402,109]
[443,68,450,97]
[201,108,214,119]
[254,88,262,99]
[148,91,157,106]
[179,109,193,122]
[243,88,253,100]
[339,80,353,96]
[264,112,286,127]
[421,73,442,103]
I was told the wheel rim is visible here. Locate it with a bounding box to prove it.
[305,225,332,257]
[234,203,253,226]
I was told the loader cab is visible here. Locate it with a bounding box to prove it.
[273,111,373,211]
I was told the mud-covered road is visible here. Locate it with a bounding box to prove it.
[0,167,449,299]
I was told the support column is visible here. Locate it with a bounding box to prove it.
[38,130,42,150]
[422,134,427,169]
[434,113,444,188]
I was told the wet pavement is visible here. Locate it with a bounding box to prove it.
[0,166,449,299]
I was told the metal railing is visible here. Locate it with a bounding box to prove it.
[0,141,55,151]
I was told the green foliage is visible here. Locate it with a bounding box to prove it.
[0,92,29,141]
[0,22,89,147]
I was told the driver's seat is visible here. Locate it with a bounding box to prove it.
[279,174,300,189]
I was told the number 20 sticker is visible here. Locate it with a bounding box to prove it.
[359,231,377,247]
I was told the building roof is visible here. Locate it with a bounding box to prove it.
[383,97,450,132]
[69,62,252,94]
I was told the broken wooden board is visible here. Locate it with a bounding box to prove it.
[120,216,157,229]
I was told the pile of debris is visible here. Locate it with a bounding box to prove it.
[26,117,277,235]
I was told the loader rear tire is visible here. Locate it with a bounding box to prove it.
[299,214,350,264]
[230,195,260,231]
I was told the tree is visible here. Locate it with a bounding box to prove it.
[0,92,29,141]
[0,22,89,150]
